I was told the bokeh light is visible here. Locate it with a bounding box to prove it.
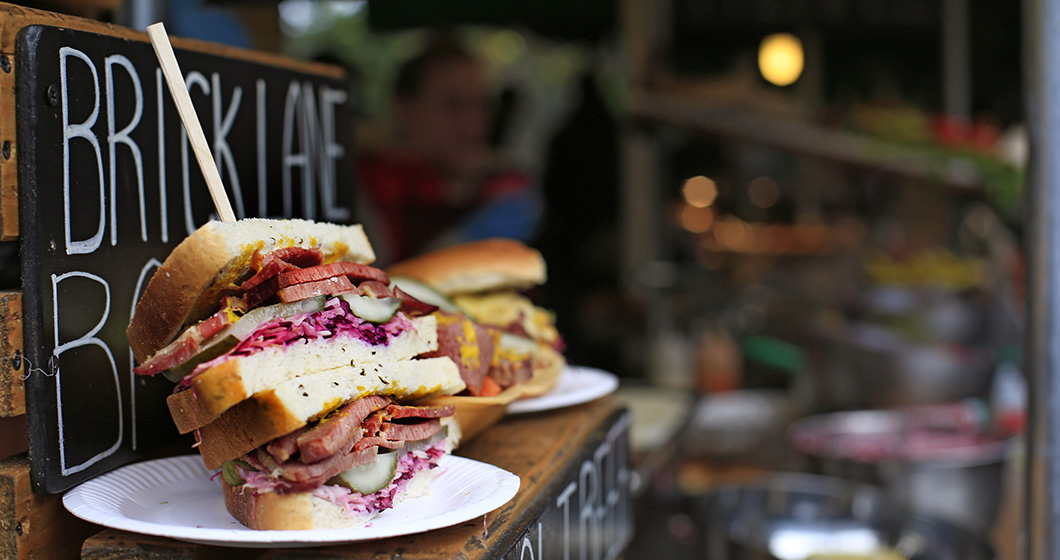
[758,33,804,86]
[682,176,718,208]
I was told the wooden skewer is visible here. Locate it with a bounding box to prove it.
[146,22,236,223]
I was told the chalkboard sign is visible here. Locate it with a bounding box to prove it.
[16,24,355,494]
[501,410,632,560]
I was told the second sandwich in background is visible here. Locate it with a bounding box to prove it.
[388,239,566,439]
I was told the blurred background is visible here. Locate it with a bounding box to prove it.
[20,0,1030,558]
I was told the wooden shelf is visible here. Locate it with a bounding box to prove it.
[631,89,989,192]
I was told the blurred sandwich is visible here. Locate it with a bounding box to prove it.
[389,238,565,400]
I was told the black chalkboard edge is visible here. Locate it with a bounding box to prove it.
[16,24,52,496]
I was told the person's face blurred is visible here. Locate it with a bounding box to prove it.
[397,57,490,178]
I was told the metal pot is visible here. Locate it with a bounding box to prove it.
[701,472,995,560]
[790,408,1011,533]
[804,322,994,409]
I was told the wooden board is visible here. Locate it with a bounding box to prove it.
[0,454,101,560]
[2,3,356,495]
[0,291,23,416]
[78,398,633,558]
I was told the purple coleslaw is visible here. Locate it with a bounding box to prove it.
[235,440,447,517]
[182,297,414,387]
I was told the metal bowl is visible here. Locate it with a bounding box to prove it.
[790,408,1011,533]
[803,322,994,409]
[701,472,995,560]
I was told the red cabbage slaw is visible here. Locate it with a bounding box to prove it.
[236,440,447,517]
[181,297,415,387]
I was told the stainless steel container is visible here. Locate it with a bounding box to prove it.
[804,322,994,409]
[701,473,995,560]
[790,408,1010,533]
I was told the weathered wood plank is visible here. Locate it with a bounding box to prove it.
[0,454,100,559]
[0,415,26,461]
[82,529,265,560]
[0,291,22,416]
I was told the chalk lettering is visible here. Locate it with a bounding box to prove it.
[105,54,146,245]
[52,271,121,475]
[318,85,349,221]
[256,79,267,217]
[211,72,245,218]
[61,47,105,255]
[282,80,322,218]
[556,480,577,560]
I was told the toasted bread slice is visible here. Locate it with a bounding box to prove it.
[185,357,463,469]
[128,219,375,362]
[169,315,440,428]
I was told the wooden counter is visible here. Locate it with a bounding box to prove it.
[80,396,633,559]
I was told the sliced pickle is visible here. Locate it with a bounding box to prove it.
[162,334,239,383]
[390,276,462,313]
[221,459,252,487]
[339,294,401,324]
[162,297,326,383]
[327,450,400,495]
[229,295,327,340]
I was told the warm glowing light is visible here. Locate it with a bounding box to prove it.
[682,176,718,207]
[748,177,781,208]
[679,204,715,233]
[758,33,804,87]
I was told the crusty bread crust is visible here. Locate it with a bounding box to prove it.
[221,463,438,530]
[127,219,375,362]
[127,223,229,363]
[387,238,546,296]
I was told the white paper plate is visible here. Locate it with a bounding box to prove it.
[507,365,619,414]
[63,454,519,548]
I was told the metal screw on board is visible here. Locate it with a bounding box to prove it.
[3,141,11,160]
[10,350,20,371]
[46,84,58,106]
[0,56,10,73]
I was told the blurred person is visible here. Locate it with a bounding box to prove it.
[356,37,541,264]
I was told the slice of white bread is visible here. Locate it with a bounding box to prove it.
[169,315,440,427]
[128,219,375,363]
[186,357,464,469]
[221,459,439,530]
[387,238,545,296]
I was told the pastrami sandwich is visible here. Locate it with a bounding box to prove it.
[127,218,467,530]
[388,238,565,399]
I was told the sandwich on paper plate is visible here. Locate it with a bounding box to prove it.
[127,218,468,530]
[387,239,566,438]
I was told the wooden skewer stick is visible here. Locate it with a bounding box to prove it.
[146,22,236,223]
